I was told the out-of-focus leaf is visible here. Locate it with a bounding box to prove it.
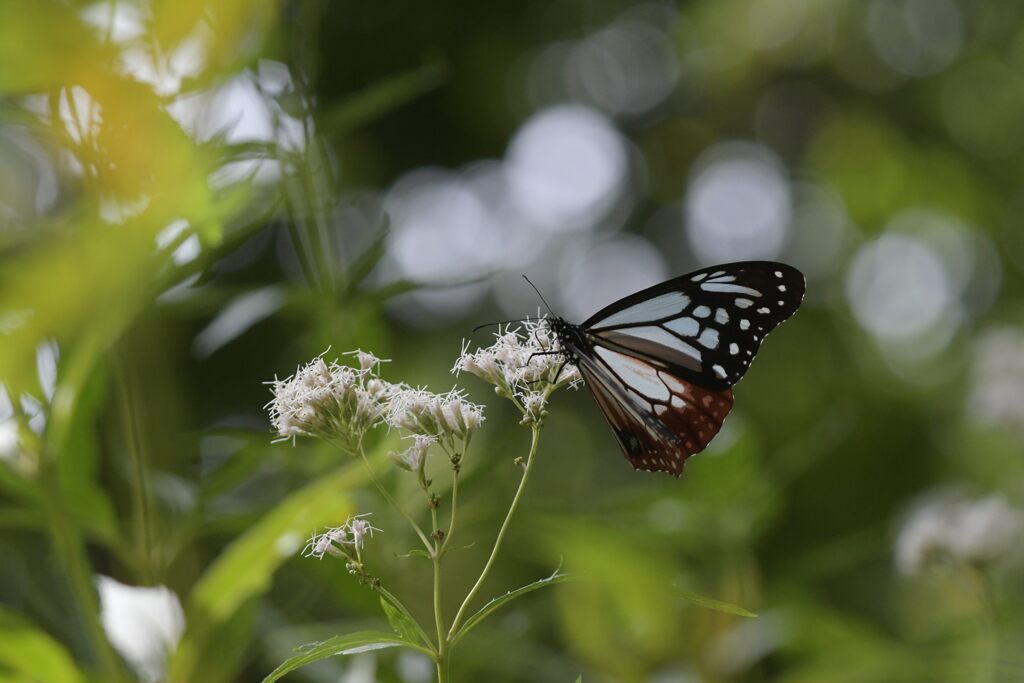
[379,596,426,646]
[342,226,389,297]
[676,587,758,618]
[450,569,570,647]
[0,606,86,683]
[318,61,447,136]
[52,357,118,546]
[191,286,285,357]
[0,2,105,92]
[261,632,431,683]
[168,459,368,683]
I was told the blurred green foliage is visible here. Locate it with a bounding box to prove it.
[2,0,1024,682]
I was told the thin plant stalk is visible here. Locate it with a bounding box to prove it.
[345,442,433,551]
[447,424,542,640]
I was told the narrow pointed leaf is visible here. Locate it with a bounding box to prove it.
[379,596,426,645]
[677,588,758,618]
[262,631,430,683]
[450,570,570,646]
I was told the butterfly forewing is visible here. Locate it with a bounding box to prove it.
[583,261,805,390]
[575,344,734,476]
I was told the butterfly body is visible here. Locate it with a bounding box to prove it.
[548,261,805,477]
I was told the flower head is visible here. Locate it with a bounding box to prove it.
[895,491,1024,576]
[389,434,434,473]
[454,316,580,420]
[266,351,397,445]
[385,387,484,440]
[302,514,380,560]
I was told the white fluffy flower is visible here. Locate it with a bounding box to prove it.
[453,316,580,418]
[266,351,397,443]
[895,491,1024,575]
[385,387,484,439]
[389,435,434,472]
[303,514,380,560]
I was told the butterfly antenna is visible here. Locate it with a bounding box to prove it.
[522,275,555,316]
[472,318,527,333]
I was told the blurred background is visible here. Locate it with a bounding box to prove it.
[1,0,1023,681]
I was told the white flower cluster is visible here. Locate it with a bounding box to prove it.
[266,350,485,450]
[303,514,381,560]
[895,491,1024,576]
[967,326,1024,436]
[385,388,484,439]
[453,317,580,424]
[266,351,395,445]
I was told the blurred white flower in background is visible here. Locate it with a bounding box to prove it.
[967,326,1024,436]
[895,491,1024,576]
[96,576,185,683]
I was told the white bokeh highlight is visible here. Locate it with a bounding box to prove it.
[558,234,669,322]
[685,142,791,264]
[506,105,629,233]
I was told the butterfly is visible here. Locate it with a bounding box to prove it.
[547,261,805,477]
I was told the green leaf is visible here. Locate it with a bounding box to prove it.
[318,61,447,136]
[379,597,424,645]
[450,569,570,646]
[676,588,758,618]
[575,677,583,683]
[168,459,369,683]
[0,607,86,683]
[262,632,430,683]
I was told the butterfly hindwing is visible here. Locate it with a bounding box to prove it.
[583,261,805,390]
[575,344,734,476]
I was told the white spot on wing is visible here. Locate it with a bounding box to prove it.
[693,305,711,318]
[740,319,750,330]
[715,308,729,324]
[712,364,727,379]
[729,343,739,355]
[691,272,708,282]
[665,316,699,337]
[592,292,690,328]
[701,282,763,296]
[698,328,719,349]
[736,298,753,309]
[660,372,688,394]
[758,307,771,314]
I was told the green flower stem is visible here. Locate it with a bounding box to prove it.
[441,435,467,555]
[441,471,459,554]
[430,505,445,653]
[351,445,433,551]
[446,424,541,641]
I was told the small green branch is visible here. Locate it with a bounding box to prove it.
[345,444,432,551]
[446,425,542,641]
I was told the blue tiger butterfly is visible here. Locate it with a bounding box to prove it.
[547,261,805,477]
